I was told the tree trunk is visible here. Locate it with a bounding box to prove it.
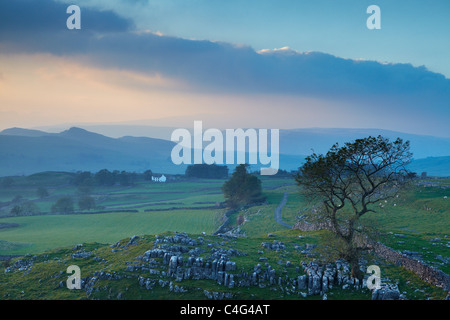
[350,255,362,280]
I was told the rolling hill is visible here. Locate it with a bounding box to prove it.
[1,126,449,177]
[0,127,180,176]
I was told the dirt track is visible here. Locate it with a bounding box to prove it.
[274,192,292,228]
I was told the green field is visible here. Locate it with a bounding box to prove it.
[0,174,295,255]
[0,172,449,300]
[1,174,448,262]
[0,174,228,213]
[0,209,222,254]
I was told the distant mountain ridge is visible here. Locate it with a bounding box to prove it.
[0,127,180,176]
[407,156,450,177]
[0,127,50,137]
[28,124,450,159]
[278,128,450,159]
[1,126,449,177]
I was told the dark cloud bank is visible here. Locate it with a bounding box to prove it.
[1,0,449,136]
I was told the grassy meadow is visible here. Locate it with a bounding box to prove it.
[0,173,296,255]
[0,171,448,300]
[0,173,448,260]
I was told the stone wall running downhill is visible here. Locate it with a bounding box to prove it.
[371,242,450,292]
[293,220,450,292]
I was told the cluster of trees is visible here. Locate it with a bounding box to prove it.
[9,194,96,216]
[51,196,75,213]
[220,165,292,210]
[50,195,96,213]
[185,164,228,179]
[5,169,158,216]
[222,164,265,209]
[8,193,39,216]
[272,169,292,177]
[249,169,292,177]
[73,169,146,187]
[73,169,158,187]
[10,201,40,216]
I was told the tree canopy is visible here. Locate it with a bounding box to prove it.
[186,164,229,179]
[51,196,74,214]
[295,135,413,278]
[222,164,265,209]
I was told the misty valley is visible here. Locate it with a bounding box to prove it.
[0,161,448,300]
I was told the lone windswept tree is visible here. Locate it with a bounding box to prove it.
[295,136,413,279]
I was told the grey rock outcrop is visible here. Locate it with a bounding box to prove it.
[371,283,401,300]
[261,240,285,251]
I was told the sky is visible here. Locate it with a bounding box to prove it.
[0,0,449,137]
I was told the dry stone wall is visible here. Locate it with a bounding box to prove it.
[293,220,450,292]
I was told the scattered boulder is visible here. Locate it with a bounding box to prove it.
[371,284,401,300]
[72,244,83,250]
[71,251,92,259]
[261,240,285,251]
[203,290,234,300]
